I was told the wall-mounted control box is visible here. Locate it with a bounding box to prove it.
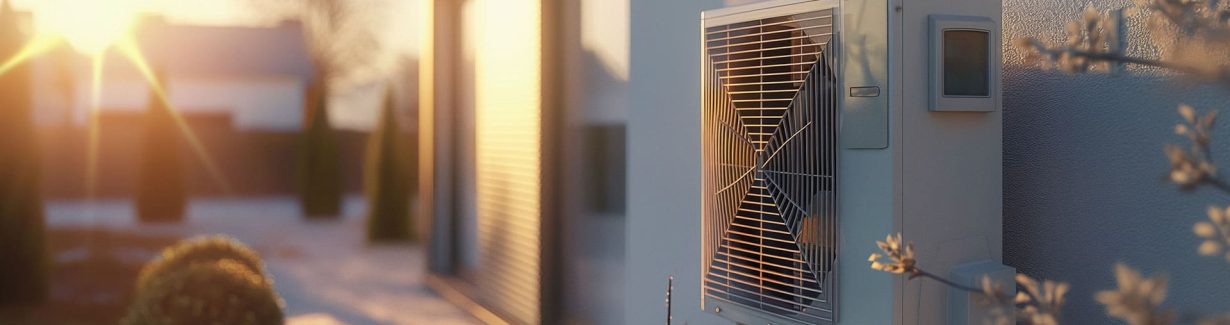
[929,15,999,112]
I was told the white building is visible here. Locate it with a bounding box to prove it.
[31,17,314,131]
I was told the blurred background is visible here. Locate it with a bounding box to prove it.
[0,0,640,324]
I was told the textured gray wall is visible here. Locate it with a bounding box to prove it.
[1004,0,1230,323]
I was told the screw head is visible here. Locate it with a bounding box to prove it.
[714,307,722,313]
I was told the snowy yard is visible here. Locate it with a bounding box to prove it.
[45,196,478,325]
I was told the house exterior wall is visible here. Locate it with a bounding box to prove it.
[1002,0,1230,323]
[27,19,315,132]
[34,75,305,131]
[419,1,552,323]
[625,0,728,324]
[898,0,1004,323]
[558,0,629,324]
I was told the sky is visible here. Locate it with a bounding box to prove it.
[10,0,422,130]
[4,0,630,130]
[11,0,420,59]
[13,0,272,26]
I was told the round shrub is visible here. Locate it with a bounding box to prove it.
[135,235,266,292]
[122,259,284,325]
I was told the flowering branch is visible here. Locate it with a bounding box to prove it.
[1017,41,1230,85]
[908,269,982,293]
[1016,0,1230,88]
[1167,105,1220,192]
[976,1,1230,324]
[868,233,1066,324]
[1194,205,1230,260]
[1096,263,1175,325]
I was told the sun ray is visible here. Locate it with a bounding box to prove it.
[115,35,235,195]
[85,52,104,200]
[0,33,60,77]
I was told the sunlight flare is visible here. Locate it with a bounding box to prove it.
[34,0,140,56]
[116,36,234,195]
[0,33,59,76]
[85,53,104,199]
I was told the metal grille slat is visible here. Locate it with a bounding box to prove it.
[715,61,820,73]
[702,5,839,325]
[716,248,813,275]
[704,14,833,35]
[704,276,824,307]
[704,294,833,323]
[707,263,822,295]
[708,33,831,50]
[704,23,833,42]
[710,42,827,58]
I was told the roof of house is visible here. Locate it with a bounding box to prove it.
[108,17,316,80]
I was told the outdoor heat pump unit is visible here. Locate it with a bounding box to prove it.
[701,0,1005,324]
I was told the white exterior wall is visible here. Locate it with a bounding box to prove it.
[625,0,728,324]
[37,74,305,131]
[166,77,305,131]
[837,0,900,322]
[897,0,1004,323]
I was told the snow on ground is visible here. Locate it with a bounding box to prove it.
[46,196,479,325]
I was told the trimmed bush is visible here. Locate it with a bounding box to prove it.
[122,259,284,325]
[0,0,48,305]
[296,86,343,218]
[365,91,414,242]
[135,82,187,223]
[135,235,266,292]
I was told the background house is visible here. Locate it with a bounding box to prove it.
[29,16,391,198]
[32,16,313,130]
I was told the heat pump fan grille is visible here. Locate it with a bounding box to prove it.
[702,7,838,325]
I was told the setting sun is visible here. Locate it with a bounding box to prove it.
[35,0,139,55]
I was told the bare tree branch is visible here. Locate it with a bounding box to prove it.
[246,0,389,86]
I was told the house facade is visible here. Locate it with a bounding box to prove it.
[31,16,314,131]
[28,17,383,198]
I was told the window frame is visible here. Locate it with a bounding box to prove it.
[928,15,999,112]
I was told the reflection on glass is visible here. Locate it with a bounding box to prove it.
[943,30,989,97]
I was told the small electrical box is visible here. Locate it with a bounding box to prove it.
[928,15,998,112]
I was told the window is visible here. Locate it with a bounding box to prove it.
[942,30,989,97]
[928,15,997,112]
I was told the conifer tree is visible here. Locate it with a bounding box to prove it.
[365,91,413,241]
[296,83,342,218]
[0,0,48,305]
[135,75,187,222]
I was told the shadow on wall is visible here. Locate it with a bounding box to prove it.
[1002,68,1230,323]
[1001,0,1230,321]
[560,49,628,325]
